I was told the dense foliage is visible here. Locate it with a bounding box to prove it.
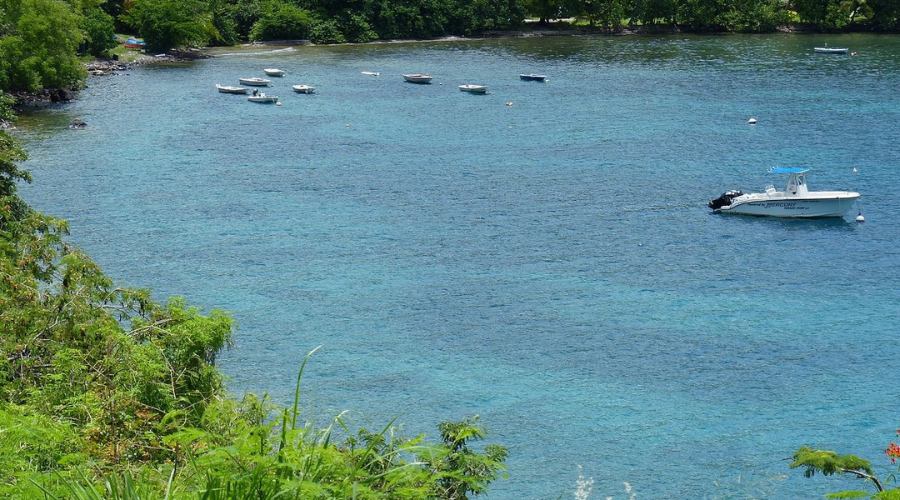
[94,0,900,48]
[0,93,507,499]
[0,0,88,91]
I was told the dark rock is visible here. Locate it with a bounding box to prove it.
[50,88,76,102]
[69,118,87,129]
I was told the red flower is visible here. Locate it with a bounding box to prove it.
[885,442,900,464]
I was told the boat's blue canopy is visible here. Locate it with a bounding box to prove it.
[768,167,810,174]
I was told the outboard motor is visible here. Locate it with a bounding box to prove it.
[708,190,743,209]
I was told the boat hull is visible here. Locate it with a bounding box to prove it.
[239,78,271,86]
[716,194,859,218]
[292,85,315,94]
[403,74,433,84]
[459,85,487,94]
[248,95,279,103]
[814,47,849,54]
[216,84,248,94]
[519,74,547,82]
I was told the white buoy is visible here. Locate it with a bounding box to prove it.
[856,213,865,222]
[748,118,757,124]
[852,167,858,173]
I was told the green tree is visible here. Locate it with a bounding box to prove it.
[636,0,677,25]
[675,0,729,30]
[465,0,527,33]
[717,0,788,31]
[419,416,508,500]
[0,0,87,91]
[790,445,890,497]
[524,0,573,23]
[793,0,851,29]
[124,0,212,52]
[0,93,29,197]
[865,0,900,28]
[80,7,118,56]
[579,0,632,31]
[249,2,314,41]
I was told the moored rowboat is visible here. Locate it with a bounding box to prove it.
[239,77,271,86]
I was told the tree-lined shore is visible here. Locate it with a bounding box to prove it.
[1,0,899,96]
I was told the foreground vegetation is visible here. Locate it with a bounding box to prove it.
[1,0,899,94]
[0,91,507,498]
[790,434,900,499]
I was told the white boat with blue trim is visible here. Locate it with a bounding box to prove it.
[708,167,860,218]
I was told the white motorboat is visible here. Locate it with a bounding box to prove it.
[264,68,285,76]
[519,74,548,82]
[216,84,248,94]
[361,71,380,76]
[292,84,315,94]
[814,46,849,54]
[403,73,433,84]
[459,84,488,94]
[247,93,279,103]
[239,77,271,86]
[709,167,860,218]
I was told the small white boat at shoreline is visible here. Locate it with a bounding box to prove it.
[709,167,860,218]
[264,68,285,76]
[292,84,315,94]
[459,84,488,94]
[240,77,271,86]
[216,84,248,94]
[403,73,433,84]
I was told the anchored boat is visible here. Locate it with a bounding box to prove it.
[403,74,433,84]
[459,84,488,94]
[708,167,860,218]
[814,46,849,54]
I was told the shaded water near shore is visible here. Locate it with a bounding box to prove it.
[17,33,900,499]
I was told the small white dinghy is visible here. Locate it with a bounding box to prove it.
[814,46,849,54]
[264,68,285,76]
[459,84,488,94]
[709,167,860,218]
[403,74,433,84]
[216,84,248,94]
[292,84,316,94]
[239,77,271,86]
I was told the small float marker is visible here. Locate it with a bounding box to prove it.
[856,213,865,222]
[852,167,858,173]
[748,118,757,124]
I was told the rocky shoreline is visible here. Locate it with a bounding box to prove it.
[11,49,209,108]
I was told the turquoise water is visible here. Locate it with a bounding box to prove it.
[17,33,900,499]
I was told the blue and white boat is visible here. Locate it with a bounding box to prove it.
[708,167,860,218]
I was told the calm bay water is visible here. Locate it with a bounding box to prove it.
[17,33,900,499]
